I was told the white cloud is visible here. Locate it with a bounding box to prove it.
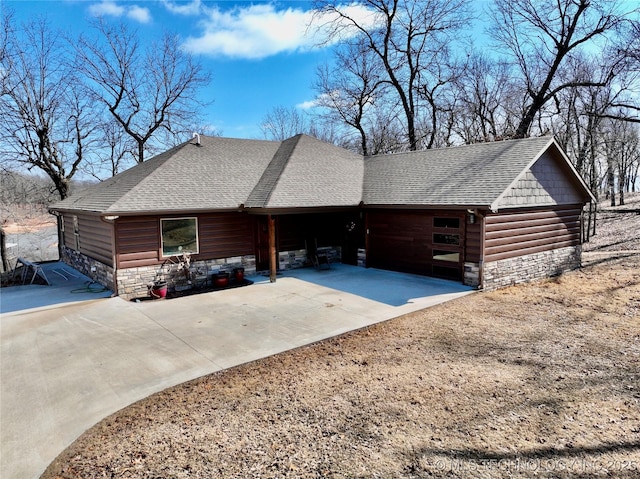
[88,1,124,18]
[181,3,380,59]
[88,1,151,24]
[297,99,320,110]
[162,0,202,16]
[127,6,151,24]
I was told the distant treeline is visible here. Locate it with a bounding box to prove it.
[0,169,95,210]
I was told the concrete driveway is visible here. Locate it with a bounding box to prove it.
[1,264,473,479]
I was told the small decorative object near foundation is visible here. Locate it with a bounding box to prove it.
[149,280,168,299]
[234,267,245,282]
[214,271,229,288]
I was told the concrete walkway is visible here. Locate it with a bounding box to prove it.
[1,264,473,479]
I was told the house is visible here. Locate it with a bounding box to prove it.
[49,134,595,299]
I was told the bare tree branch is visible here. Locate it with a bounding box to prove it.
[0,18,99,199]
[489,0,630,138]
[75,20,211,163]
[314,0,471,151]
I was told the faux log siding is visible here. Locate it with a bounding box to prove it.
[61,215,75,250]
[62,213,114,266]
[115,213,255,269]
[484,206,582,263]
[116,217,160,269]
[198,213,254,258]
[464,220,482,263]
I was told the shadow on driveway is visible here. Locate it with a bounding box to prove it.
[278,264,474,307]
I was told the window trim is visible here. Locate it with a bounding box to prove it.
[160,217,200,258]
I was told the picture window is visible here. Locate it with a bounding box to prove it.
[161,217,199,257]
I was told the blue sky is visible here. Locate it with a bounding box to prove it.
[7,0,379,138]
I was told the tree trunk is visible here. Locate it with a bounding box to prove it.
[0,226,10,273]
[137,141,145,164]
[607,164,616,207]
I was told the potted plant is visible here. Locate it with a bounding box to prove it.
[149,280,168,299]
[213,271,229,288]
[233,267,245,282]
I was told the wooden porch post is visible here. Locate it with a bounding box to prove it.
[268,214,277,282]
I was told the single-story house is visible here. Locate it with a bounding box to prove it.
[49,134,595,299]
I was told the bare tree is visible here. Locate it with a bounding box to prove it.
[75,20,210,163]
[0,10,11,85]
[596,17,640,124]
[489,0,630,139]
[603,120,640,205]
[80,120,136,180]
[0,18,98,199]
[261,106,312,141]
[314,37,390,155]
[449,53,525,144]
[315,0,471,151]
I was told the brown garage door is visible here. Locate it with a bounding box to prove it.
[367,211,463,280]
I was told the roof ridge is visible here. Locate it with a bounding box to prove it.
[366,135,553,160]
[245,135,303,208]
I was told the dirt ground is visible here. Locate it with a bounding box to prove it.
[1,204,58,270]
[41,195,640,478]
[582,193,640,255]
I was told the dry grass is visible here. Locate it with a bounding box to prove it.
[583,202,640,255]
[43,200,640,479]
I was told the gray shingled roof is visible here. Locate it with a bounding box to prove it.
[52,136,280,214]
[245,134,364,208]
[363,136,556,208]
[51,134,589,215]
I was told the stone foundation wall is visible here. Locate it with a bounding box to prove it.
[61,246,115,292]
[278,249,307,270]
[482,245,581,291]
[357,248,366,268]
[116,255,257,300]
[277,246,342,271]
[463,262,480,288]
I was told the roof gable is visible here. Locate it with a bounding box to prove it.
[493,146,589,209]
[362,137,558,208]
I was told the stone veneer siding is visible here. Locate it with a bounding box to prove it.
[61,246,115,292]
[117,255,257,300]
[463,262,481,288]
[277,246,341,271]
[481,245,581,291]
[357,248,366,268]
